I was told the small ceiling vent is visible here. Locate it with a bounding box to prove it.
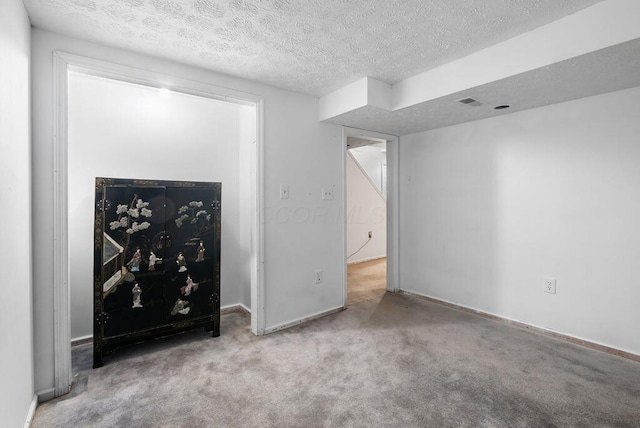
[457,97,484,107]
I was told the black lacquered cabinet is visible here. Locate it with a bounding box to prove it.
[93,178,221,368]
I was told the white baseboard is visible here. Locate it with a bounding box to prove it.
[399,288,640,362]
[71,334,93,346]
[347,255,386,265]
[36,387,55,403]
[24,394,38,427]
[263,306,345,335]
[221,303,251,314]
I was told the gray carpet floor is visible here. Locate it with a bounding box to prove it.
[33,263,640,427]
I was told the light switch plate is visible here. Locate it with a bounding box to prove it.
[280,185,289,199]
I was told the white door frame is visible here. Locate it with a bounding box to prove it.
[342,126,399,306]
[52,51,265,396]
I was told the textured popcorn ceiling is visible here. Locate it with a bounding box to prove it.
[23,0,602,97]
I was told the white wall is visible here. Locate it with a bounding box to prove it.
[68,73,253,339]
[32,29,344,394]
[0,0,35,425]
[349,144,387,198]
[238,105,256,309]
[400,86,640,355]
[347,153,387,264]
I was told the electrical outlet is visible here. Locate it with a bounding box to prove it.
[314,270,323,284]
[368,231,372,238]
[322,187,333,200]
[544,277,556,294]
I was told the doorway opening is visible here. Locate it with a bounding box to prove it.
[344,129,397,305]
[52,51,265,397]
[67,71,255,345]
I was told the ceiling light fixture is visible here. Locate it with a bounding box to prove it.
[494,104,510,110]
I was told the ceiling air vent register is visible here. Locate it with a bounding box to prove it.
[457,97,484,107]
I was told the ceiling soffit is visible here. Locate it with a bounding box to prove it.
[326,38,640,136]
[320,1,640,135]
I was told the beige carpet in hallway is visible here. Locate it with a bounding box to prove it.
[347,257,386,305]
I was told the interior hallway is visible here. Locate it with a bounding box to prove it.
[347,257,387,305]
[33,280,640,426]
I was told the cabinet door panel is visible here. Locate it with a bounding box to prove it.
[101,185,166,337]
[163,186,219,323]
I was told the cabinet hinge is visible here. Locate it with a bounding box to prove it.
[96,199,111,212]
[96,312,110,325]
